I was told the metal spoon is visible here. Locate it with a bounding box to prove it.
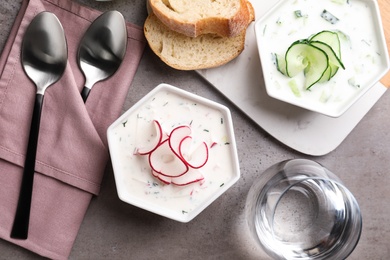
[11,12,67,239]
[77,11,127,102]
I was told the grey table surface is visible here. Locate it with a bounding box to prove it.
[1,0,389,259]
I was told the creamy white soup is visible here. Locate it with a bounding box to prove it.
[109,88,237,219]
[257,0,386,116]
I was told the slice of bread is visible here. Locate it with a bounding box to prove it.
[144,13,247,70]
[148,0,253,38]
[144,1,255,70]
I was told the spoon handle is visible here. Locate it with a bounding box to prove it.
[11,93,44,239]
[81,86,91,102]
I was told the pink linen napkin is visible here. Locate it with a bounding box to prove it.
[0,0,145,258]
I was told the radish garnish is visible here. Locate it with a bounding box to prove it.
[136,120,163,155]
[171,168,204,186]
[168,125,192,157]
[179,136,209,169]
[137,120,209,186]
[148,139,189,177]
[152,170,172,185]
[210,142,218,148]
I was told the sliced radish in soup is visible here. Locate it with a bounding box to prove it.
[149,139,189,177]
[136,120,163,155]
[151,170,172,185]
[179,136,209,169]
[137,121,210,186]
[168,125,192,157]
[171,168,204,186]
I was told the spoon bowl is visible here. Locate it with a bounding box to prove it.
[22,14,67,93]
[77,10,127,102]
[11,11,67,239]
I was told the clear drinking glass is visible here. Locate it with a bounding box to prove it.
[245,159,362,260]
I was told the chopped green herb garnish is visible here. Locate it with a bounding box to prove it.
[182,210,188,214]
[163,102,168,106]
[203,129,209,132]
[220,183,225,187]
[362,39,371,46]
[263,24,267,36]
[220,118,224,124]
[321,10,339,24]
[224,142,230,145]
[348,78,361,88]
[122,120,128,127]
[294,10,308,18]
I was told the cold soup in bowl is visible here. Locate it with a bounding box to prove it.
[255,0,389,117]
[107,83,240,222]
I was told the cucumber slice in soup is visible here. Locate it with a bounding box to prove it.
[286,40,329,89]
[318,66,332,83]
[310,41,345,69]
[310,30,343,66]
[275,53,287,76]
[285,40,309,77]
[329,64,339,79]
[310,41,339,83]
[317,63,338,82]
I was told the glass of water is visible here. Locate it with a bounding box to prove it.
[245,159,362,260]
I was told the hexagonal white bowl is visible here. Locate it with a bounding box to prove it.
[255,0,390,117]
[107,83,240,222]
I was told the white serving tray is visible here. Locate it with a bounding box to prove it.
[197,0,387,156]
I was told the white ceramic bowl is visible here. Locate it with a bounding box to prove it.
[107,83,240,222]
[255,0,389,117]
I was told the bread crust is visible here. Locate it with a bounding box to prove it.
[144,13,246,70]
[149,0,253,38]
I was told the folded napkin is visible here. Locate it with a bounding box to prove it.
[0,0,145,258]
